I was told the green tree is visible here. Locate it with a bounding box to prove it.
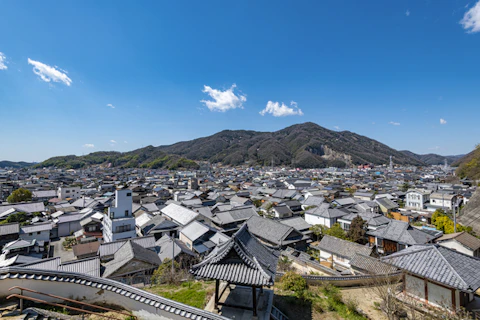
[280,271,307,298]
[7,188,32,203]
[310,224,327,239]
[400,182,410,192]
[325,223,347,240]
[347,216,366,244]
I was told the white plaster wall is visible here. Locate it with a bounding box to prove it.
[405,274,425,300]
[438,241,473,256]
[0,278,205,320]
[304,214,325,226]
[427,281,452,308]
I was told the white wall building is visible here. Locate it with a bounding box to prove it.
[103,189,136,243]
[405,189,432,210]
[57,186,81,200]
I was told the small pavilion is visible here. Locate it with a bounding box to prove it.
[190,224,279,317]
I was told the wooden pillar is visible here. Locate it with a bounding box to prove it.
[452,289,456,310]
[214,279,219,310]
[252,286,257,317]
[424,279,429,303]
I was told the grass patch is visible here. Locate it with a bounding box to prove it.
[145,281,215,309]
[274,281,367,320]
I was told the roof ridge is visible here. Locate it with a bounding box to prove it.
[432,245,470,290]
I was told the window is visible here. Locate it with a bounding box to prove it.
[126,193,132,197]
[37,231,41,235]
[125,210,129,217]
[116,225,131,233]
[66,190,70,194]
[29,233,32,236]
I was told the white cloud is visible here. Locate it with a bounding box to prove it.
[124,141,128,144]
[461,0,480,33]
[201,84,246,112]
[27,58,72,86]
[107,103,115,109]
[0,52,7,70]
[83,144,95,148]
[440,118,447,125]
[110,140,117,144]
[389,121,400,126]
[259,100,304,117]
[429,146,440,150]
[406,10,410,16]
[334,126,340,130]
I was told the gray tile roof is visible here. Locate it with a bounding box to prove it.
[211,206,258,225]
[0,222,20,236]
[350,253,398,275]
[98,235,156,258]
[382,245,480,292]
[279,216,311,232]
[436,232,480,251]
[20,222,53,234]
[156,235,196,262]
[246,216,304,246]
[0,202,45,215]
[314,235,373,260]
[103,240,161,278]
[367,220,437,245]
[306,204,349,219]
[59,257,101,277]
[190,224,279,286]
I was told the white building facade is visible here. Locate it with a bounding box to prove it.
[405,189,432,210]
[57,186,81,200]
[103,189,136,243]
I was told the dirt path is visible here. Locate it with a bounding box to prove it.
[341,287,387,320]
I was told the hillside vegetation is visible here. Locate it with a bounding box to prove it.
[455,145,480,180]
[159,122,424,168]
[36,146,199,170]
[37,122,452,169]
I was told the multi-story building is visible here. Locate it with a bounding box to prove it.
[405,189,432,210]
[57,186,81,200]
[103,189,136,243]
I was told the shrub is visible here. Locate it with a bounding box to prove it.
[280,272,307,297]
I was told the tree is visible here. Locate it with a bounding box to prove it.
[7,188,32,203]
[280,271,307,298]
[325,223,347,240]
[151,258,182,285]
[278,256,294,272]
[310,224,327,239]
[400,182,410,192]
[347,216,366,244]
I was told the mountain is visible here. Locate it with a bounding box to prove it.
[36,147,199,170]
[38,122,427,169]
[157,122,423,168]
[399,151,464,166]
[0,161,35,169]
[453,146,480,180]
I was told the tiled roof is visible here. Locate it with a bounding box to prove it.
[436,232,480,251]
[98,235,156,258]
[314,235,373,260]
[190,224,279,286]
[0,267,229,320]
[350,253,398,275]
[103,240,161,278]
[0,222,20,236]
[382,245,480,292]
[367,220,437,245]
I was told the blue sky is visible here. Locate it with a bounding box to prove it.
[1,0,480,162]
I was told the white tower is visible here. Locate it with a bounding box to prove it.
[389,156,393,171]
[102,189,136,242]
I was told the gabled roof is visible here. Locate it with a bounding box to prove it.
[350,253,399,275]
[0,222,20,236]
[375,197,398,210]
[103,240,161,278]
[190,224,279,286]
[156,235,196,262]
[246,216,304,246]
[98,235,156,258]
[436,232,480,251]
[306,204,349,219]
[367,220,438,245]
[382,245,480,292]
[161,203,199,226]
[314,235,373,260]
[180,220,211,242]
[20,222,53,234]
[211,206,258,225]
[279,216,311,232]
